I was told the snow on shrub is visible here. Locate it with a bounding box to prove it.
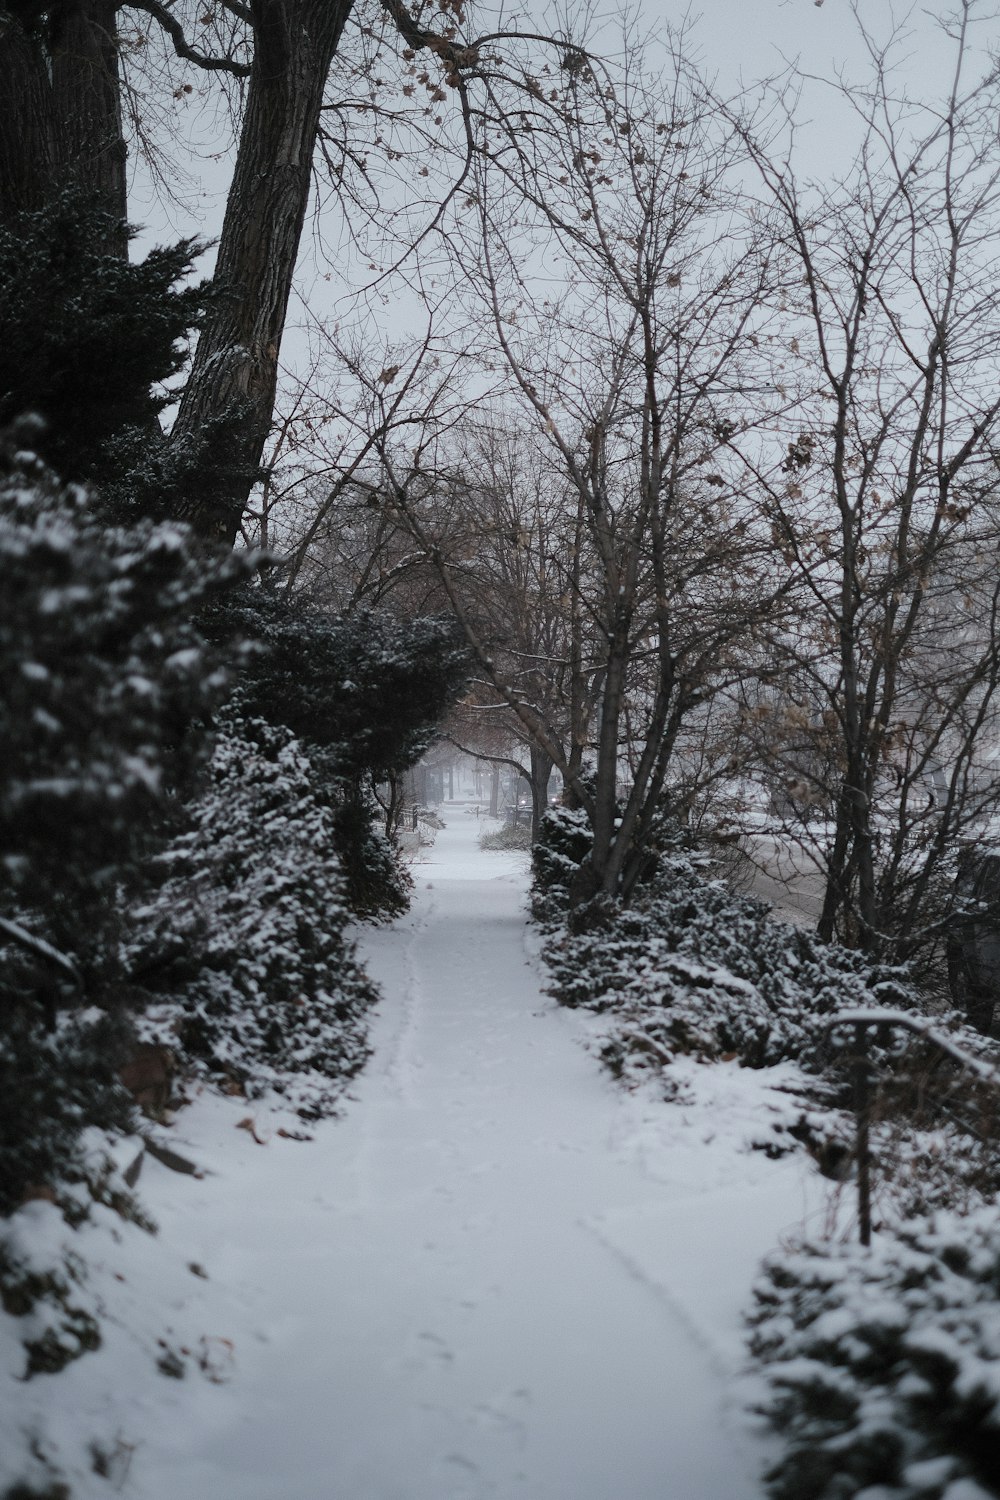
[130,720,377,1117]
[209,591,467,921]
[0,1198,106,1380]
[540,846,912,1076]
[326,784,412,921]
[0,1003,136,1218]
[0,430,246,1215]
[480,822,533,852]
[0,435,244,919]
[530,804,596,924]
[748,1208,1000,1500]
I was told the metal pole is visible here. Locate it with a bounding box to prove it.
[854,1022,872,1247]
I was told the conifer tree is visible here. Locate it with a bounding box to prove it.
[0,194,222,522]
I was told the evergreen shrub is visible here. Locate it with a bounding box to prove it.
[530,805,592,922]
[749,1209,1000,1500]
[328,790,411,920]
[213,588,468,918]
[480,822,532,852]
[129,721,377,1116]
[536,824,912,1075]
[0,195,216,518]
[219,590,469,778]
[0,430,244,1208]
[0,1002,134,1217]
[0,432,244,924]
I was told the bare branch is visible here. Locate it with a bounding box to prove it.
[129,0,252,76]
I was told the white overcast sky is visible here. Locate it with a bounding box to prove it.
[679,0,928,84]
[134,0,988,237]
[133,1,998,400]
[670,0,984,169]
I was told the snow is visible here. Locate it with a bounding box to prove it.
[821,1008,1000,1083]
[2,804,833,1499]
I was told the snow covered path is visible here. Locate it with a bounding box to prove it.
[140,806,825,1500]
[306,814,764,1500]
[29,806,828,1500]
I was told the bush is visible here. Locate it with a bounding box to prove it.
[0,431,246,1207]
[0,432,245,930]
[0,1200,104,1379]
[129,721,377,1117]
[0,195,218,518]
[480,822,532,852]
[749,1208,1000,1499]
[0,1000,135,1217]
[218,590,469,780]
[207,589,468,919]
[530,804,593,921]
[328,789,411,920]
[539,843,913,1076]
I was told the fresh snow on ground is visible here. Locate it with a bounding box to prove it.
[2,804,834,1499]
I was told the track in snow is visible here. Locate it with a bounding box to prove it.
[129,804,824,1500]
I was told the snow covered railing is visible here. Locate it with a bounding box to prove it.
[822,1009,1000,1247]
[402,802,421,832]
[824,1009,1000,1085]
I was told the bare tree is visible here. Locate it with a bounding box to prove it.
[727,0,1000,961]
[0,0,135,250]
[421,421,602,838]
[411,31,791,907]
[0,0,595,539]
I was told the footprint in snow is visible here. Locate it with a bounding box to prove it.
[391,1326,457,1375]
[473,1387,532,1444]
[444,1451,477,1472]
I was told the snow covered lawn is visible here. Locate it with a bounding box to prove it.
[2,806,833,1499]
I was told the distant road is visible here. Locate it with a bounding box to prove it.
[740,830,827,930]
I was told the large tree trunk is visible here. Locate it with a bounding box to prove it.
[0,10,54,219]
[528,746,552,841]
[0,1,127,250]
[52,0,127,244]
[172,0,355,541]
[569,624,627,904]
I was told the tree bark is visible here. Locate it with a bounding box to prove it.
[0,10,54,219]
[52,0,128,245]
[528,745,552,841]
[172,0,355,541]
[0,1,127,251]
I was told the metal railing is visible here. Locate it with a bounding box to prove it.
[823,1009,1000,1245]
